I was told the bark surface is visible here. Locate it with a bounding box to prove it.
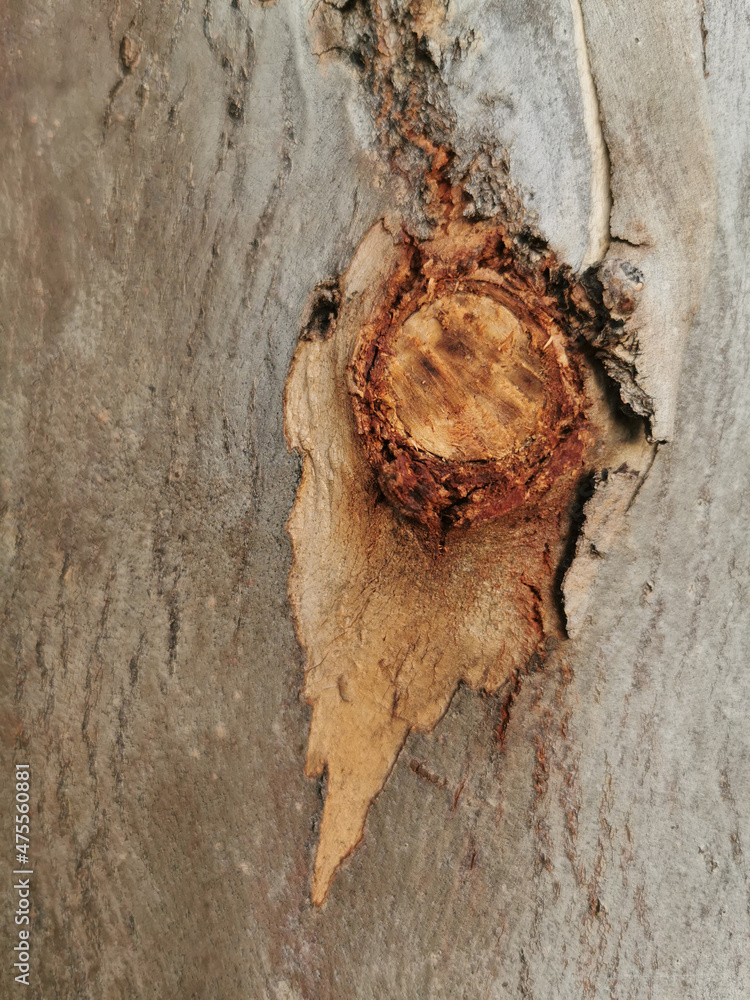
[1,2,748,998]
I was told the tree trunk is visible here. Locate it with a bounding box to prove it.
[1,2,748,998]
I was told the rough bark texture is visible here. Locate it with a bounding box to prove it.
[1,2,748,999]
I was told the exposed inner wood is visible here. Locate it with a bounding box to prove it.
[378,294,546,463]
[349,221,593,534]
[286,219,650,906]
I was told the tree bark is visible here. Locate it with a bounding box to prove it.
[1,2,748,998]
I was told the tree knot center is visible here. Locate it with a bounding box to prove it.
[348,231,593,533]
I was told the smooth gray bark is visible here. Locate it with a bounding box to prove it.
[1,2,748,998]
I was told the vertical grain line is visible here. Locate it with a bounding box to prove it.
[569,0,612,269]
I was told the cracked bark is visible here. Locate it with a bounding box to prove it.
[1,1,748,999]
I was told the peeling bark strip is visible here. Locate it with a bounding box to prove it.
[568,0,611,269]
[285,0,656,906]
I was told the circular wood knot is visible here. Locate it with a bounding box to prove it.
[349,239,592,533]
[377,293,546,464]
